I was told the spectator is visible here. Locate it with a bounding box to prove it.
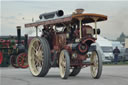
[113,46,120,64]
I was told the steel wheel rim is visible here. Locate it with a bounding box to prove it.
[90,51,98,77]
[28,38,44,76]
[17,53,28,68]
[59,50,66,78]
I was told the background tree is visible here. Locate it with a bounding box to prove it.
[117,32,126,42]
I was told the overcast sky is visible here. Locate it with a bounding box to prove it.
[1,0,128,39]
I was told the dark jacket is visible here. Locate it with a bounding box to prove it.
[113,48,120,56]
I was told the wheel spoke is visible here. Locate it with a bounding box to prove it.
[32,46,37,52]
[32,41,44,72]
[37,44,42,51]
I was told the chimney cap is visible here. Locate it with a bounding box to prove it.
[16,26,21,29]
[75,8,84,14]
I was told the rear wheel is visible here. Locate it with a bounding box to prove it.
[17,53,28,68]
[90,51,102,79]
[69,67,81,76]
[28,37,51,77]
[10,55,19,68]
[59,50,70,79]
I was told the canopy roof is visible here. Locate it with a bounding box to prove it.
[25,13,107,28]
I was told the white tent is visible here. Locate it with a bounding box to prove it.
[96,35,114,62]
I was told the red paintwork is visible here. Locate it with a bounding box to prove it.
[63,44,91,66]
[53,45,60,51]
[17,53,28,68]
[28,37,34,45]
[0,51,3,64]
[78,43,88,53]
[0,39,25,48]
[64,45,72,53]
[82,37,96,44]
[82,25,92,37]
[77,54,87,60]
[38,25,96,67]
[53,33,66,51]
[70,63,92,67]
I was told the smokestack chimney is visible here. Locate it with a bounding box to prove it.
[16,26,21,45]
[24,34,28,50]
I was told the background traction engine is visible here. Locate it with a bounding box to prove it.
[10,26,28,68]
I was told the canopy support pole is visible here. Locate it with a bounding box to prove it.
[92,17,99,39]
[35,26,38,36]
[78,17,84,39]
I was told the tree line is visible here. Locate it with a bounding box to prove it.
[117,32,128,42]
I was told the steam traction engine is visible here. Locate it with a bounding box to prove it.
[25,9,107,79]
[0,28,28,68]
[10,26,29,68]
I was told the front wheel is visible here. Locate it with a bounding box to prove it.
[90,50,102,79]
[28,37,51,77]
[59,50,70,79]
